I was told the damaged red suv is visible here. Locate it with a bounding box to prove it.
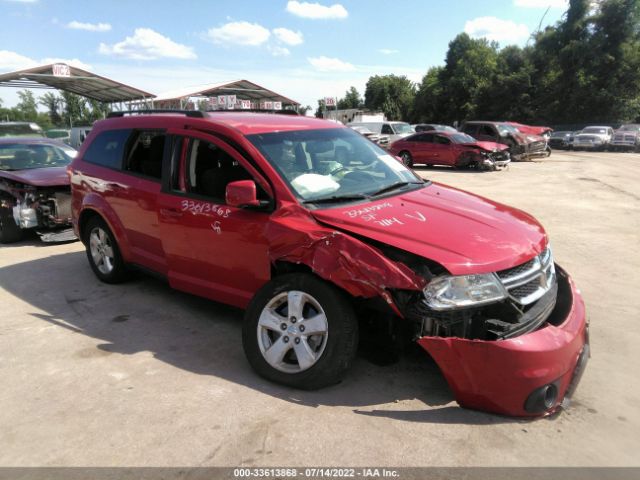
[69,111,588,417]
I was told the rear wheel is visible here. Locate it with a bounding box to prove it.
[242,273,358,390]
[399,151,413,168]
[83,216,126,283]
[0,205,22,244]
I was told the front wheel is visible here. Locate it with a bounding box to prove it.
[0,206,22,244]
[242,273,358,390]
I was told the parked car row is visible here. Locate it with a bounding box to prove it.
[0,110,589,418]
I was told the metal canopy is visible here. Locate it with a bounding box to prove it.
[0,63,154,103]
[152,79,299,107]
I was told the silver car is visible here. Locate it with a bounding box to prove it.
[610,124,640,151]
[572,126,614,150]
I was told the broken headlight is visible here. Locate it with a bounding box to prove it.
[423,273,508,311]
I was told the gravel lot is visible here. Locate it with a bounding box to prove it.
[0,151,638,467]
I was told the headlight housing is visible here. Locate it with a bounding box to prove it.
[423,273,508,311]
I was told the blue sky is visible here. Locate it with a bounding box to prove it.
[0,0,568,109]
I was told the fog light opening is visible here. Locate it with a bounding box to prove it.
[543,384,558,409]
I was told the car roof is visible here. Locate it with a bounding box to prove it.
[99,112,341,136]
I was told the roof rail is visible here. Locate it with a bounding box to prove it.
[107,110,205,118]
[207,109,300,116]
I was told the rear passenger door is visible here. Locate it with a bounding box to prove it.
[157,130,273,308]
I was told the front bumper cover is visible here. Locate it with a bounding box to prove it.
[416,266,588,417]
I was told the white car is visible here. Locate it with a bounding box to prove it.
[610,124,640,151]
[348,121,413,145]
[572,126,614,150]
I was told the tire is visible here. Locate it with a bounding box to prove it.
[83,216,126,283]
[399,151,413,168]
[0,205,22,244]
[242,273,358,390]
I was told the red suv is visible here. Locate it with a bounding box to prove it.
[69,111,588,417]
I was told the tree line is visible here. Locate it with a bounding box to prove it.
[0,90,110,129]
[318,0,640,126]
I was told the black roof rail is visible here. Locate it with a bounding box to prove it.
[107,110,206,118]
[207,109,300,116]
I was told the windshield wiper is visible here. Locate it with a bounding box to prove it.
[370,181,423,197]
[302,193,369,204]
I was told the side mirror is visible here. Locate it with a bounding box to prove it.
[226,180,261,208]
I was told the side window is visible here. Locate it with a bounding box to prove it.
[435,135,451,145]
[82,129,130,169]
[462,124,477,135]
[381,124,394,135]
[479,125,496,137]
[123,130,166,180]
[421,133,435,143]
[186,139,253,202]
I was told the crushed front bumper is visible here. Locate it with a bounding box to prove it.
[417,266,588,417]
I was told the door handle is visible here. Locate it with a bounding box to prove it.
[160,208,183,218]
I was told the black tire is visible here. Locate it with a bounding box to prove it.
[399,151,413,168]
[0,205,22,244]
[83,216,127,283]
[242,273,358,390]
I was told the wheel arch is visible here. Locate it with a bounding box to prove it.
[77,195,131,261]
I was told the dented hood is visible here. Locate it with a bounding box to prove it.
[310,183,547,275]
[0,167,69,187]
[461,141,509,152]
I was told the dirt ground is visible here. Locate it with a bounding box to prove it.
[0,151,638,467]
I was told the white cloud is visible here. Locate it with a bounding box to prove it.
[378,49,398,55]
[269,46,291,57]
[67,20,112,32]
[205,21,271,46]
[308,56,355,72]
[272,27,304,46]
[99,28,196,60]
[286,1,348,19]
[464,16,529,44]
[514,0,567,7]
[0,50,91,72]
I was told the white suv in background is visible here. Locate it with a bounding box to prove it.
[572,126,614,150]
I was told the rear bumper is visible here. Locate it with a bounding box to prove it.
[417,267,588,417]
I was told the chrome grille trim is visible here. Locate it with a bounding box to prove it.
[498,248,556,306]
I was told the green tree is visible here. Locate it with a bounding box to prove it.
[413,67,444,122]
[364,75,415,120]
[39,92,63,126]
[315,99,327,118]
[15,90,38,121]
[337,86,363,109]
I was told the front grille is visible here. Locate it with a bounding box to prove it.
[530,141,546,152]
[497,255,538,279]
[497,247,555,306]
[510,279,541,297]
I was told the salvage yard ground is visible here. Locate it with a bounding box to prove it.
[0,151,638,467]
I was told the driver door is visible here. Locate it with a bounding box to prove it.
[157,129,273,308]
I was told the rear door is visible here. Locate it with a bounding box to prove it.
[433,134,455,165]
[157,129,273,308]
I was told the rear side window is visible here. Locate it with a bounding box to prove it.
[83,129,130,169]
[123,130,166,180]
[381,124,394,134]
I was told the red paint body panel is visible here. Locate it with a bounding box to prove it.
[0,166,69,187]
[310,183,547,275]
[418,268,587,416]
[507,122,553,136]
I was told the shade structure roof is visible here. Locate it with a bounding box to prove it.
[0,63,154,103]
[152,79,299,106]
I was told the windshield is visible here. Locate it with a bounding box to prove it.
[551,131,570,138]
[391,123,413,134]
[0,143,77,171]
[619,125,640,132]
[582,127,607,134]
[247,128,422,204]
[450,132,477,143]
[0,123,44,138]
[497,124,518,135]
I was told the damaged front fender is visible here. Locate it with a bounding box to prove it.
[266,203,427,305]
